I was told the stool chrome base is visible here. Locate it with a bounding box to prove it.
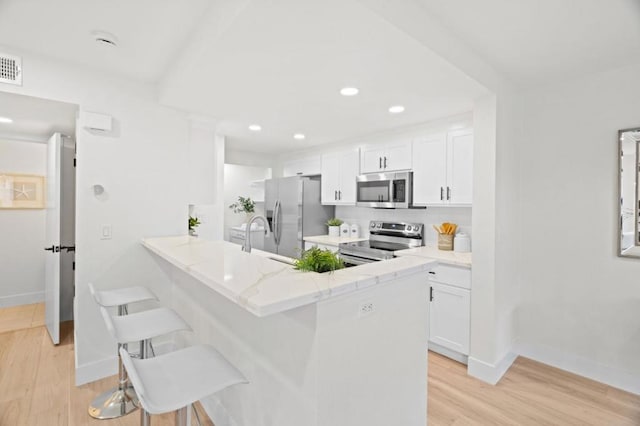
[88,386,139,419]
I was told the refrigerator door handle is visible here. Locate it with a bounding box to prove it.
[276,200,283,244]
[271,200,279,245]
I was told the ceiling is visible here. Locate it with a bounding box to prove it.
[418,0,640,87]
[159,0,489,152]
[0,91,77,142]
[1,0,639,152]
[0,0,211,83]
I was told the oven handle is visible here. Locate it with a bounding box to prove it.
[338,253,379,266]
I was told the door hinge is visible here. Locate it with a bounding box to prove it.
[430,286,434,302]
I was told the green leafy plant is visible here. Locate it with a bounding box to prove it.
[326,218,343,227]
[229,196,256,214]
[188,216,201,231]
[294,247,345,273]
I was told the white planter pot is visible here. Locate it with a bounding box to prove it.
[328,226,340,237]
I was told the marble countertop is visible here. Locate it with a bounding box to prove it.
[395,245,472,268]
[304,235,368,247]
[142,236,437,317]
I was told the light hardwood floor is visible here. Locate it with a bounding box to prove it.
[1,303,639,425]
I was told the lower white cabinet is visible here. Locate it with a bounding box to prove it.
[429,265,471,359]
[304,241,337,252]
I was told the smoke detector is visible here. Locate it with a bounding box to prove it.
[91,31,118,47]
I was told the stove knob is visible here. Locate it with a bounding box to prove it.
[413,226,419,231]
[370,222,376,228]
[405,225,412,231]
[377,223,382,228]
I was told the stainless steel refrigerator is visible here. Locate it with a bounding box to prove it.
[264,176,334,258]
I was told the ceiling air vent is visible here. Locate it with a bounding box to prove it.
[0,53,22,86]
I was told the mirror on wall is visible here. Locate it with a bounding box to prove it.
[619,127,640,257]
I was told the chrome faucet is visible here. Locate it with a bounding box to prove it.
[242,215,271,253]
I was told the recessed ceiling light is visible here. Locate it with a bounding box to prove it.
[91,30,118,47]
[389,105,405,114]
[340,87,359,96]
[0,116,13,124]
[248,124,262,132]
[293,133,305,140]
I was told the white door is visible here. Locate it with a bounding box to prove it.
[383,140,412,171]
[429,282,470,355]
[321,152,341,204]
[360,146,385,173]
[447,130,474,205]
[413,135,447,205]
[337,149,359,204]
[45,133,62,345]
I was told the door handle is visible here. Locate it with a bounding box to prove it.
[440,187,443,201]
[446,186,451,201]
[44,245,56,252]
[384,156,387,169]
[338,190,341,200]
[379,157,382,169]
[60,246,75,252]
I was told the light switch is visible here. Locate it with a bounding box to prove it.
[101,224,112,240]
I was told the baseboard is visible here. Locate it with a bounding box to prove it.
[515,341,640,396]
[428,342,468,365]
[74,341,177,386]
[0,291,44,308]
[468,351,518,385]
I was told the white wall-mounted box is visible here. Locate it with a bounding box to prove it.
[80,111,112,132]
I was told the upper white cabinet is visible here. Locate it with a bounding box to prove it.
[282,155,322,177]
[360,140,412,173]
[413,129,473,206]
[321,149,359,205]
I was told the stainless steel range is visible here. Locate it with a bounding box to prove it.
[338,221,424,266]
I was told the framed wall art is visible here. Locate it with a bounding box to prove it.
[0,174,45,209]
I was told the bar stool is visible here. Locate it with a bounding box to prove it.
[87,283,158,419]
[120,344,248,426]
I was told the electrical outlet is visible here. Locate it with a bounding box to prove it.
[359,302,374,317]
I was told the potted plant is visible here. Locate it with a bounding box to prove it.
[294,246,345,273]
[229,196,256,222]
[188,216,201,236]
[326,218,343,237]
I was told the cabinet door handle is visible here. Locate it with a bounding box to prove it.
[335,190,337,201]
[384,156,387,169]
[430,287,434,302]
[338,190,342,200]
[379,157,382,169]
[446,186,451,201]
[440,187,444,201]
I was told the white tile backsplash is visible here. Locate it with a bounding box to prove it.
[335,206,472,246]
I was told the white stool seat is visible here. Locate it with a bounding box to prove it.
[90,284,157,307]
[101,307,191,344]
[120,345,248,415]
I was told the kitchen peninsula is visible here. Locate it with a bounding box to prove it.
[142,235,437,426]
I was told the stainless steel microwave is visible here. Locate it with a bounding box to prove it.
[356,172,413,208]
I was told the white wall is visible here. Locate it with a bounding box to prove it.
[223,164,272,240]
[0,47,192,384]
[517,63,640,394]
[0,139,47,306]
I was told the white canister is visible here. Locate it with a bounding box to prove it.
[350,224,359,238]
[453,233,471,253]
[340,223,350,237]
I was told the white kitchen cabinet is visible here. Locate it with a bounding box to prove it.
[304,241,337,252]
[413,129,473,206]
[282,155,322,177]
[360,140,412,173]
[428,264,471,359]
[321,149,359,205]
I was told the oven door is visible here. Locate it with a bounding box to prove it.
[339,253,380,267]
